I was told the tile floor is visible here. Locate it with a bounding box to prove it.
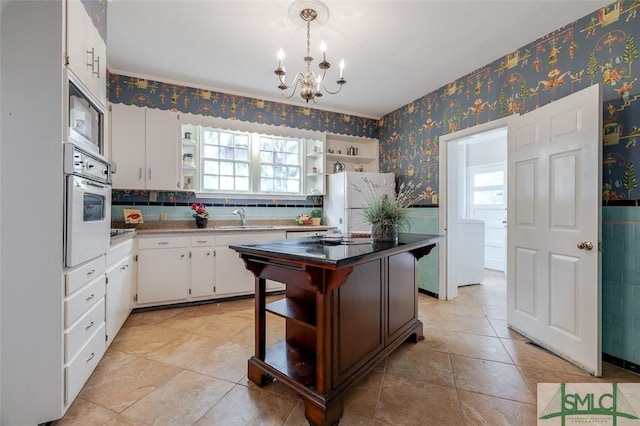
[53,270,640,425]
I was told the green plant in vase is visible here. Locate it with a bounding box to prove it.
[354,177,424,242]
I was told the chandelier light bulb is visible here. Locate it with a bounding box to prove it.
[339,59,344,79]
[320,41,327,62]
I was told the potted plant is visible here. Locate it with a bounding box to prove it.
[355,177,424,242]
[191,203,209,228]
[310,208,322,226]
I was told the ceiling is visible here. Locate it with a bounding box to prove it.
[107,0,612,119]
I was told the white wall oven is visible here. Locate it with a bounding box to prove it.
[67,75,104,155]
[64,143,111,267]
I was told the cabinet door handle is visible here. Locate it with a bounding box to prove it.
[180,254,185,258]
[86,47,95,70]
[85,294,95,301]
[86,269,96,276]
[197,240,207,244]
[93,55,100,78]
[85,321,95,331]
[86,352,95,363]
[158,241,170,245]
[139,167,143,180]
[148,168,152,180]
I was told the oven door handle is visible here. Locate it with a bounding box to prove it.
[82,180,110,191]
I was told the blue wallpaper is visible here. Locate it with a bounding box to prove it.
[379,0,640,204]
[108,73,379,139]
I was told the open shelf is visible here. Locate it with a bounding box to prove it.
[266,298,316,328]
[181,138,197,146]
[264,340,316,390]
[326,153,376,164]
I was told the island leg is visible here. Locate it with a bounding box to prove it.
[303,396,344,426]
[406,320,424,343]
[247,357,274,386]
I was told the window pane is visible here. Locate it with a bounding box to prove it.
[473,171,503,187]
[260,151,272,163]
[220,147,233,160]
[220,176,235,190]
[286,140,298,153]
[235,148,249,161]
[220,132,234,147]
[473,190,504,205]
[286,153,299,165]
[236,177,249,190]
[287,179,300,192]
[220,161,234,175]
[260,137,272,151]
[203,175,218,190]
[235,163,249,176]
[235,134,249,148]
[203,160,219,174]
[203,131,218,145]
[273,152,285,163]
[203,145,218,158]
[261,178,273,192]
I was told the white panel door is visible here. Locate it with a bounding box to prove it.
[507,84,602,375]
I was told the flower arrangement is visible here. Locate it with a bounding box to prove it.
[295,213,312,225]
[191,203,209,219]
[354,177,425,241]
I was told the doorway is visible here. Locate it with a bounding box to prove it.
[438,116,514,300]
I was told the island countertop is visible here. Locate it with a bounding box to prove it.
[230,233,444,269]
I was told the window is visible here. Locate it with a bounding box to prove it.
[197,126,303,195]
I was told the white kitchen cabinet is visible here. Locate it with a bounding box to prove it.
[189,236,215,299]
[66,0,107,107]
[105,238,135,346]
[63,255,106,406]
[215,231,286,296]
[137,239,190,305]
[110,103,180,190]
[136,235,216,307]
[326,133,379,173]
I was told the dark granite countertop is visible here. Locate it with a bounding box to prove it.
[230,233,444,269]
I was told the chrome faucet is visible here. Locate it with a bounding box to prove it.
[233,208,247,226]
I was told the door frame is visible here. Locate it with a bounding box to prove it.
[438,116,516,300]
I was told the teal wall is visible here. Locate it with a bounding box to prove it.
[603,206,640,364]
[408,208,440,294]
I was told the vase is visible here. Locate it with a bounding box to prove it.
[371,223,398,243]
[195,217,208,228]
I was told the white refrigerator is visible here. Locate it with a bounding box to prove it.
[324,171,396,234]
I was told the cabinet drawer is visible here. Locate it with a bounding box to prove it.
[65,298,105,362]
[65,256,105,296]
[106,239,135,266]
[65,275,105,328]
[137,236,189,249]
[65,322,106,405]
[190,235,215,247]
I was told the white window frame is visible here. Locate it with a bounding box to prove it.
[180,113,325,199]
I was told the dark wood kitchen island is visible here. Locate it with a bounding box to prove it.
[230,233,442,426]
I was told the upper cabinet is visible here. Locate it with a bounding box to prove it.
[326,133,379,173]
[305,139,325,195]
[110,103,181,190]
[66,0,107,107]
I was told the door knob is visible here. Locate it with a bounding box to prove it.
[577,241,594,250]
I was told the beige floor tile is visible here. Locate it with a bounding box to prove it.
[188,341,255,383]
[458,390,536,426]
[501,339,591,377]
[123,307,186,327]
[488,318,527,341]
[109,323,186,356]
[144,332,223,369]
[479,303,507,320]
[386,342,455,387]
[341,360,387,421]
[376,375,463,425]
[419,328,450,353]
[191,314,254,340]
[51,398,146,426]
[445,331,513,364]
[79,350,182,413]
[122,370,234,425]
[518,365,600,398]
[195,383,298,425]
[450,355,535,404]
[438,312,497,337]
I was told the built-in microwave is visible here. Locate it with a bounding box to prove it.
[67,76,104,155]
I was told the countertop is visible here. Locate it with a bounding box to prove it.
[229,233,444,269]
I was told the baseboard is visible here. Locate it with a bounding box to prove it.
[418,288,438,298]
[603,352,640,376]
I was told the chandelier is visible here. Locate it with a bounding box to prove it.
[274,0,346,103]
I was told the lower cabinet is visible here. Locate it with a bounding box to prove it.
[215,232,286,297]
[135,231,286,308]
[63,255,107,406]
[136,234,215,307]
[105,238,136,346]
